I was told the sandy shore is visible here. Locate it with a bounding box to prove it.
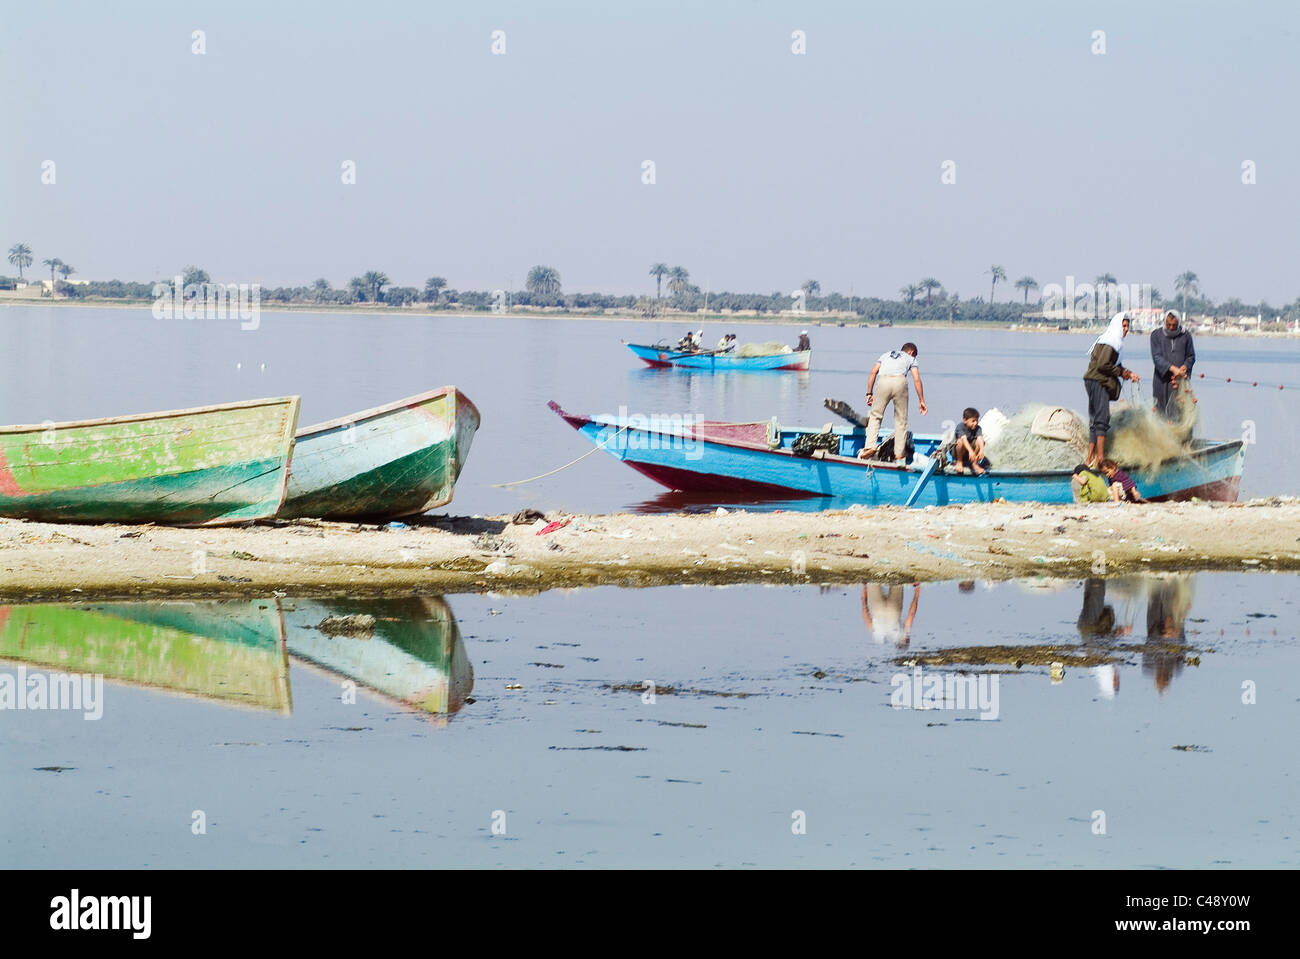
[1,499,1297,602]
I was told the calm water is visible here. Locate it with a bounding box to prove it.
[2,573,1295,868]
[1,305,1296,513]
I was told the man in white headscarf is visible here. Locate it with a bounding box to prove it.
[1082,312,1140,467]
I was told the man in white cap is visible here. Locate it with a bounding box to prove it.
[795,330,811,352]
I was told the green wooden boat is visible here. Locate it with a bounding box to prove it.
[0,396,301,525]
[281,387,478,520]
[0,600,291,713]
[283,596,473,716]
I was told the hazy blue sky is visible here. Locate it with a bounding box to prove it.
[4,0,1298,301]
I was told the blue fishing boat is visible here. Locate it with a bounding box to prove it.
[626,342,811,372]
[548,402,1245,507]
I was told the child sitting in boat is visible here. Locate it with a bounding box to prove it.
[1100,459,1144,502]
[949,407,990,475]
[1071,464,1110,503]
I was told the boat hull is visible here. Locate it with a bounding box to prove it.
[0,397,300,525]
[627,343,811,371]
[549,403,1245,507]
[281,387,480,520]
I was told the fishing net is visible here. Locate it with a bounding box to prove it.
[982,389,1199,473]
[985,404,1083,470]
[736,341,793,357]
[1108,384,1199,473]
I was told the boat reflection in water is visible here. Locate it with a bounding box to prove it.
[0,596,473,720]
[284,597,473,720]
[0,600,292,713]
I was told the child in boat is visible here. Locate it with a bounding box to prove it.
[1071,463,1110,503]
[1100,459,1144,502]
[950,407,990,474]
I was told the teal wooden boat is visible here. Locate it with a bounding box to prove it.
[281,387,479,520]
[0,397,300,525]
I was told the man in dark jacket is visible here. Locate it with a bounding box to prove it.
[1150,310,1196,419]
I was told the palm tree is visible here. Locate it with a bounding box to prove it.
[7,243,33,280]
[1094,273,1118,317]
[43,258,64,284]
[1014,276,1037,303]
[986,265,1006,303]
[919,277,941,306]
[649,263,669,301]
[801,279,821,298]
[899,284,921,304]
[668,266,690,295]
[424,276,447,302]
[1175,271,1200,317]
[362,271,390,302]
[526,265,561,296]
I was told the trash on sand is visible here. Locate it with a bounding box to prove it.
[387,521,409,530]
[512,508,546,525]
[537,517,572,535]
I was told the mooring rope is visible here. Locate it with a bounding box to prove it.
[492,424,632,488]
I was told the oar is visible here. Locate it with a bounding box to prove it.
[904,455,939,508]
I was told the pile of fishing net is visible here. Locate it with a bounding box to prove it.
[980,388,1199,472]
[736,341,793,357]
[982,405,1082,471]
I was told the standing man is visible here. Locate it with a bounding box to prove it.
[1150,310,1196,419]
[1083,313,1140,468]
[859,342,927,464]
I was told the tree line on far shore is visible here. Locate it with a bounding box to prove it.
[6,244,1299,326]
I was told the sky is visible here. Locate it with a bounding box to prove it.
[4,0,1299,303]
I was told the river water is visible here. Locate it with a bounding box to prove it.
[1,573,1295,868]
[1,305,1296,513]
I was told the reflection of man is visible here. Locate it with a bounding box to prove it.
[861,583,920,647]
[1150,311,1196,420]
[1144,576,1193,693]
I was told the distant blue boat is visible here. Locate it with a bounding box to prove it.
[548,402,1245,507]
[626,342,811,371]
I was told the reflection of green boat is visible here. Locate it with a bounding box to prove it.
[284,597,472,715]
[0,600,291,713]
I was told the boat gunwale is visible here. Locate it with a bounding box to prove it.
[554,403,1245,480]
[295,386,481,439]
[0,396,302,436]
